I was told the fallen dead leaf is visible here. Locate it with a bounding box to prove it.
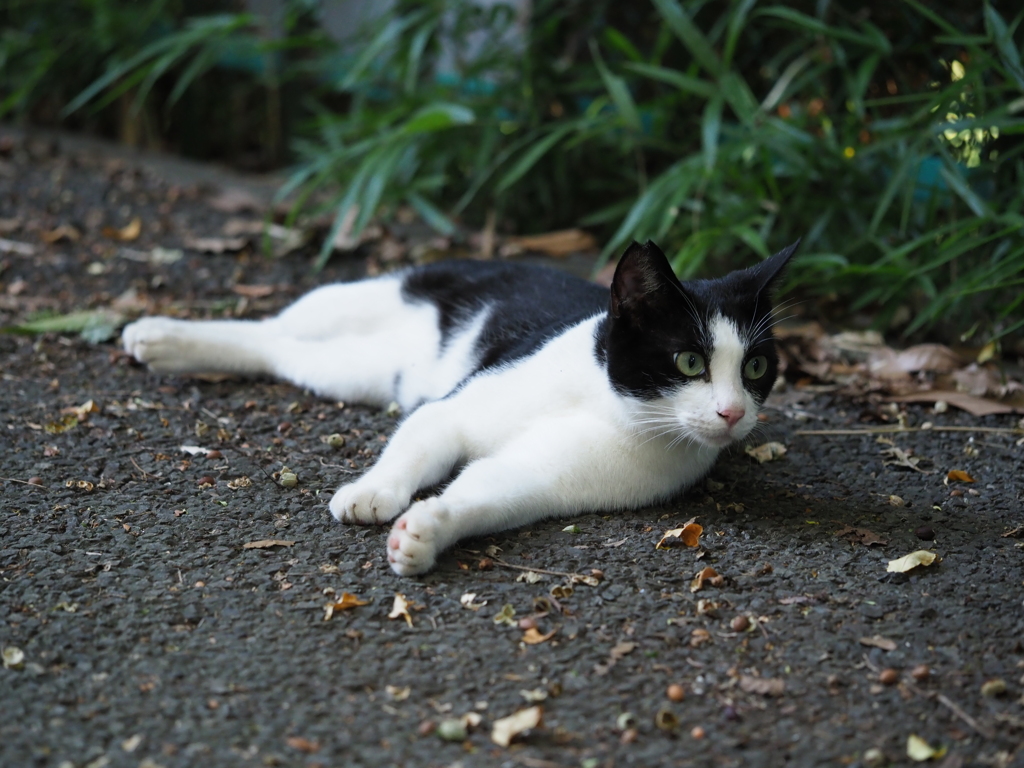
[232,283,276,299]
[285,736,320,754]
[745,442,787,464]
[503,228,597,257]
[945,469,976,483]
[889,390,1019,417]
[62,399,100,423]
[522,627,557,645]
[242,539,295,549]
[491,705,543,748]
[184,235,248,253]
[208,187,264,213]
[102,217,141,242]
[385,685,411,701]
[835,526,888,547]
[389,593,413,627]
[227,476,252,490]
[42,223,82,243]
[879,439,931,473]
[594,640,636,675]
[460,592,488,611]
[907,734,946,761]
[859,634,898,651]
[656,521,703,549]
[322,592,369,621]
[492,604,516,625]
[868,344,963,377]
[690,566,723,593]
[886,550,936,573]
[739,675,785,696]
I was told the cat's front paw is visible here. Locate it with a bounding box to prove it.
[386,500,449,576]
[122,317,190,371]
[330,482,404,524]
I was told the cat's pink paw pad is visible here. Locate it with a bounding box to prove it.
[387,504,443,577]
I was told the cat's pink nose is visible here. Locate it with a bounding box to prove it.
[718,407,745,428]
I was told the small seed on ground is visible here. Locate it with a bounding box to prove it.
[416,720,436,737]
[327,433,345,449]
[666,684,684,702]
[914,526,935,541]
[518,617,537,631]
[620,727,638,744]
[910,664,930,681]
[279,472,298,488]
[27,477,43,486]
[879,668,899,685]
[980,678,1007,697]
[863,747,886,768]
[197,476,215,487]
[206,450,222,460]
[690,726,705,739]
[477,557,494,570]
[731,615,750,632]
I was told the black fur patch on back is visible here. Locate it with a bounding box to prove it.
[401,260,607,372]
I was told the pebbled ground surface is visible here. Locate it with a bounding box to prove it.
[1,132,1023,768]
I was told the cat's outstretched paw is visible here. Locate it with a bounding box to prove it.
[386,500,448,576]
[122,318,193,372]
[330,483,404,524]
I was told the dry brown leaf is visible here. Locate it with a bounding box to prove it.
[946,469,976,483]
[594,640,636,676]
[868,344,963,377]
[656,521,703,549]
[886,550,936,573]
[859,634,898,651]
[745,442,787,464]
[389,593,413,627]
[232,284,276,298]
[42,224,82,243]
[835,526,888,547]
[690,566,723,593]
[208,188,264,213]
[739,676,785,696]
[184,235,248,253]
[503,228,597,257]
[102,217,141,242]
[285,736,320,754]
[242,539,295,549]
[62,399,100,422]
[889,390,1019,416]
[460,592,488,611]
[323,592,369,621]
[522,627,557,645]
[491,705,543,748]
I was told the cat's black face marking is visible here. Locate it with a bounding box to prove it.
[600,239,798,400]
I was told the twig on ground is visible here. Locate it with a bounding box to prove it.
[795,425,1023,436]
[862,654,994,739]
[129,456,156,480]
[491,557,600,586]
[0,477,47,490]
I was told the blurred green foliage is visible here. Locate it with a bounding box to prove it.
[3,0,1023,340]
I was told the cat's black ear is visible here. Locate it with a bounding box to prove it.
[609,240,681,320]
[746,239,800,294]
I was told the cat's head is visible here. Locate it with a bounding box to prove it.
[604,238,799,449]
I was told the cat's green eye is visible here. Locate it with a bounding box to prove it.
[674,351,706,377]
[743,355,768,380]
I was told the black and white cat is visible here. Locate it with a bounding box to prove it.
[122,239,798,576]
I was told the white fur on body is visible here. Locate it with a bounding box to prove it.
[123,274,760,576]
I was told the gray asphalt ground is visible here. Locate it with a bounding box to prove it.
[1,131,1023,768]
